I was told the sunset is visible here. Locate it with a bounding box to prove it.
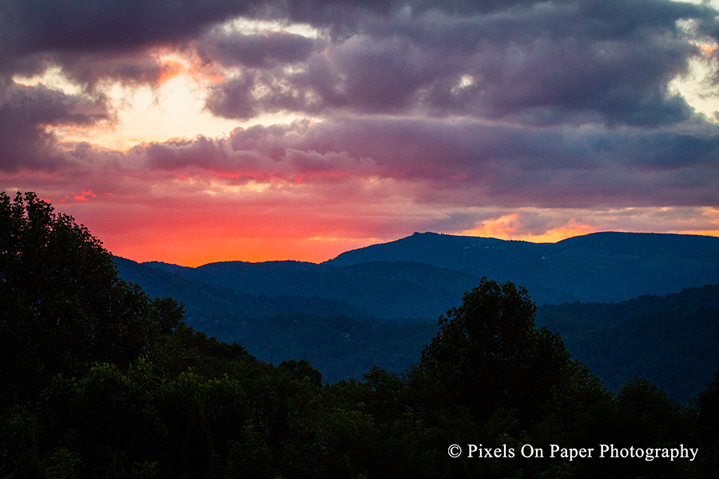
[2,0,719,266]
[5,2,719,476]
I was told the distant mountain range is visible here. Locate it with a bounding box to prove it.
[118,231,719,320]
[136,258,480,319]
[113,256,438,382]
[113,231,719,396]
[327,231,719,305]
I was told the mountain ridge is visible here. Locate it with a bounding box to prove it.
[141,257,481,318]
[133,231,719,308]
[112,231,719,394]
[324,231,719,304]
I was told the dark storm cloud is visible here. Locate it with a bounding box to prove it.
[0,0,388,73]
[134,136,233,171]
[3,0,717,126]
[199,30,321,120]
[268,0,394,32]
[203,32,438,119]
[200,0,718,127]
[205,69,327,120]
[56,112,719,208]
[2,0,256,61]
[0,0,319,80]
[0,0,393,95]
[128,124,377,181]
[56,51,181,89]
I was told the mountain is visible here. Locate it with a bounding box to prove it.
[143,258,481,319]
[326,231,719,304]
[536,284,719,404]
[113,231,719,393]
[114,256,373,321]
[114,256,439,381]
[137,231,719,315]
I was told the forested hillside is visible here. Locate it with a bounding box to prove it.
[537,285,719,404]
[130,231,719,316]
[139,258,480,318]
[4,192,719,478]
[114,257,438,381]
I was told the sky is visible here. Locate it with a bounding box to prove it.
[2,0,719,266]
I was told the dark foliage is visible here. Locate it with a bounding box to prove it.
[418,279,573,423]
[2,192,717,478]
[0,192,183,405]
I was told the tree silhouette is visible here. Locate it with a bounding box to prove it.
[0,191,182,404]
[418,278,572,422]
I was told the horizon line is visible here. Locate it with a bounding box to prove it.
[111,229,719,268]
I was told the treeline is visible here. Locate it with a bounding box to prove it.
[2,192,719,479]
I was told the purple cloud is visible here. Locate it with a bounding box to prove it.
[198,0,715,127]
[0,82,110,171]
[198,30,316,68]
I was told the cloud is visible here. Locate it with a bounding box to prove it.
[54,51,185,89]
[13,113,713,209]
[0,81,111,171]
[456,205,719,242]
[221,117,719,208]
[2,0,255,60]
[4,0,718,125]
[197,30,317,68]
[200,0,717,126]
[205,69,324,120]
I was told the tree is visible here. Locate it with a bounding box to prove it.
[278,359,323,387]
[418,278,572,423]
[0,191,182,404]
